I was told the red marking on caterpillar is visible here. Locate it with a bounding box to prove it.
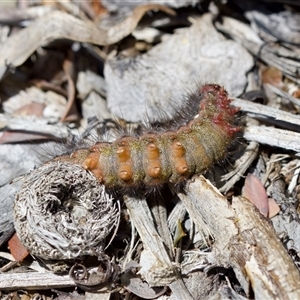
[55,84,240,189]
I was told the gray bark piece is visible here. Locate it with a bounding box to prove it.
[124,195,177,286]
[0,114,70,139]
[272,214,300,252]
[0,144,39,186]
[102,0,199,10]
[81,91,112,121]
[0,183,19,245]
[243,125,300,152]
[233,98,300,128]
[105,14,253,122]
[246,10,300,45]
[0,144,39,245]
[76,70,107,99]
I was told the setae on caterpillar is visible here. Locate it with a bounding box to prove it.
[54,83,240,189]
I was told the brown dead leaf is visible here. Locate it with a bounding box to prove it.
[92,0,108,17]
[292,89,300,99]
[262,66,283,88]
[268,197,280,218]
[243,173,269,217]
[0,130,57,144]
[13,102,45,117]
[8,233,29,261]
[31,79,68,97]
[60,52,79,122]
[243,174,281,218]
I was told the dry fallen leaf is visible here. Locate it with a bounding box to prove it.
[262,66,283,88]
[268,197,280,218]
[243,173,280,218]
[8,233,29,261]
[13,102,45,117]
[0,130,57,144]
[292,89,300,98]
[243,173,269,217]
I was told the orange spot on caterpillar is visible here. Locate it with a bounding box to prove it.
[91,168,104,182]
[118,164,132,182]
[147,164,161,178]
[171,141,188,175]
[175,159,188,175]
[147,143,160,160]
[146,142,162,179]
[172,141,185,158]
[82,152,99,170]
[116,146,130,162]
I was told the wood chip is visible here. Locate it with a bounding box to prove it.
[0,272,75,290]
[179,176,300,299]
[244,125,300,152]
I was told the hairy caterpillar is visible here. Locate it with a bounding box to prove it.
[55,84,240,189]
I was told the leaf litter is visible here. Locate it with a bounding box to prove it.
[0,1,300,299]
